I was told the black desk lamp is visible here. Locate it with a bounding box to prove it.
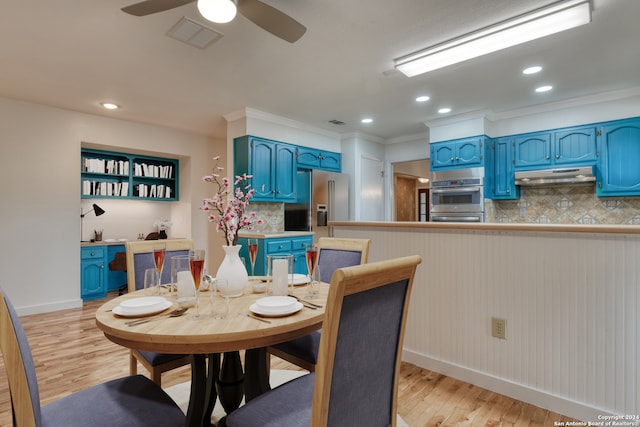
[81,203,106,242]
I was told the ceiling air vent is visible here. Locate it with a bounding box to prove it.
[167,17,223,49]
[328,119,346,126]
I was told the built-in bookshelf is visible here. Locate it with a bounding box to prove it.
[81,148,179,201]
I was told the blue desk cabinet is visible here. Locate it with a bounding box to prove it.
[81,148,179,201]
[238,235,313,276]
[234,136,297,203]
[296,147,341,172]
[430,137,484,170]
[81,246,107,300]
[487,137,519,200]
[596,118,640,196]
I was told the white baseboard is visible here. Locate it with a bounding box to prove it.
[17,299,82,316]
[402,349,611,422]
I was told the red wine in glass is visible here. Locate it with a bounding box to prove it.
[248,240,258,277]
[153,249,165,272]
[190,259,205,290]
[305,247,317,278]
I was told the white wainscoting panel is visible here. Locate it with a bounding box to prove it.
[334,225,640,421]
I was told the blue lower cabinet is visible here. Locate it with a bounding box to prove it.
[238,235,313,276]
[81,246,107,300]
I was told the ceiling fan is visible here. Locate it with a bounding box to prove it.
[121,0,307,43]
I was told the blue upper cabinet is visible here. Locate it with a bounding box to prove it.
[554,126,598,165]
[514,132,552,168]
[596,118,640,196]
[430,136,484,170]
[234,136,297,202]
[296,147,341,172]
[514,126,597,170]
[487,137,518,200]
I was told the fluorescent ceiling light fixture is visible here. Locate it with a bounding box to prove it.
[101,102,119,110]
[523,65,542,75]
[416,95,430,102]
[361,118,373,124]
[438,108,452,114]
[536,85,553,92]
[394,0,591,77]
[197,0,237,24]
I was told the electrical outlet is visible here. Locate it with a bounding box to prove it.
[492,317,506,339]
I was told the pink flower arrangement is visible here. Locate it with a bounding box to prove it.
[201,156,263,246]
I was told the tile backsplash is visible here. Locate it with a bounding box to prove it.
[486,184,640,224]
[249,203,285,233]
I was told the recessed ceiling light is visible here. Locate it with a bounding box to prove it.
[101,102,120,110]
[535,85,553,93]
[361,118,373,124]
[523,66,542,75]
[416,95,430,102]
[438,108,452,114]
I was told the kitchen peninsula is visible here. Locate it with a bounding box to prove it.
[331,221,640,422]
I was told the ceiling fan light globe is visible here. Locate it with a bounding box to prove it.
[197,0,237,24]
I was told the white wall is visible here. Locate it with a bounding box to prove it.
[0,97,219,314]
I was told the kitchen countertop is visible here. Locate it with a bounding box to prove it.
[330,221,640,235]
[238,231,314,239]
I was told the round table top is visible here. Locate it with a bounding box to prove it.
[95,281,328,354]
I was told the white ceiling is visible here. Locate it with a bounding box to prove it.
[1,0,638,141]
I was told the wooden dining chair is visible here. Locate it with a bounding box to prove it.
[226,254,422,427]
[267,237,371,371]
[125,239,193,386]
[0,289,186,427]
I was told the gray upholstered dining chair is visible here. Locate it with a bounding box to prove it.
[226,254,421,427]
[267,237,371,371]
[125,239,193,386]
[0,289,185,427]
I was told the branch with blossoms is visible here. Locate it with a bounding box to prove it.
[201,156,263,246]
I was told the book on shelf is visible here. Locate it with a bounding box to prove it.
[83,157,129,175]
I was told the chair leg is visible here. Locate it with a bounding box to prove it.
[129,351,138,376]
[151,368,162,386]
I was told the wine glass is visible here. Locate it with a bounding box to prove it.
[248,239,258,277]
[304,243,318,298]
[189,249,205,318]
[153,244,166,292]
[143,268,160,295]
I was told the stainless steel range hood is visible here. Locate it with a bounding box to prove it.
[515,166,596,186]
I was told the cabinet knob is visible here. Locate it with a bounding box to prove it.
[90,252,95,256]
[507,189,510,193]
[556,154,560,159]
[278,245,283,249]
[546,155,550,159]
[455,157,459,161]
[100,265,104,269]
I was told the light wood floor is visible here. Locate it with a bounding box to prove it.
[0,292,580,426]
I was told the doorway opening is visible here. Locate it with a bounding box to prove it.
[392,159,430,222]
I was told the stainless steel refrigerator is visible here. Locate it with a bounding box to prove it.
[284,170,349,237]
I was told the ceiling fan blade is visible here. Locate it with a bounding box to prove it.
[121,0,195,16]
[237,0,307,43]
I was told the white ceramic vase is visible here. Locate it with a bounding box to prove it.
[216,245,248,297]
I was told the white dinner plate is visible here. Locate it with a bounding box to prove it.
[117,297,167,314]
[249,302,303,317]
[113,300,172,317]
[255,296,297,313]
[289,274,309,286]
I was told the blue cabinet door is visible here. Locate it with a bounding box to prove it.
[431,143,456,169]
[514,132,552,168]
[296,147,341,172]
[456,138,483,166]
[554,126,598,165]
[597,118,640,196]
[489,137,518,199]
[251,139,276,200]
[319,151,341,171]
[275,144,297,202]
[81,246,107,300]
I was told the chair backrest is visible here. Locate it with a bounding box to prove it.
[0,290,42,426]
[311,255,421,427]
[125,239,194,292]
[315,237,371,283]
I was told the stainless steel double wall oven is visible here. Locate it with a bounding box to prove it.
[430,167,485,222]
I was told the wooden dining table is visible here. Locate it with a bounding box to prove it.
[95,281,328,427]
